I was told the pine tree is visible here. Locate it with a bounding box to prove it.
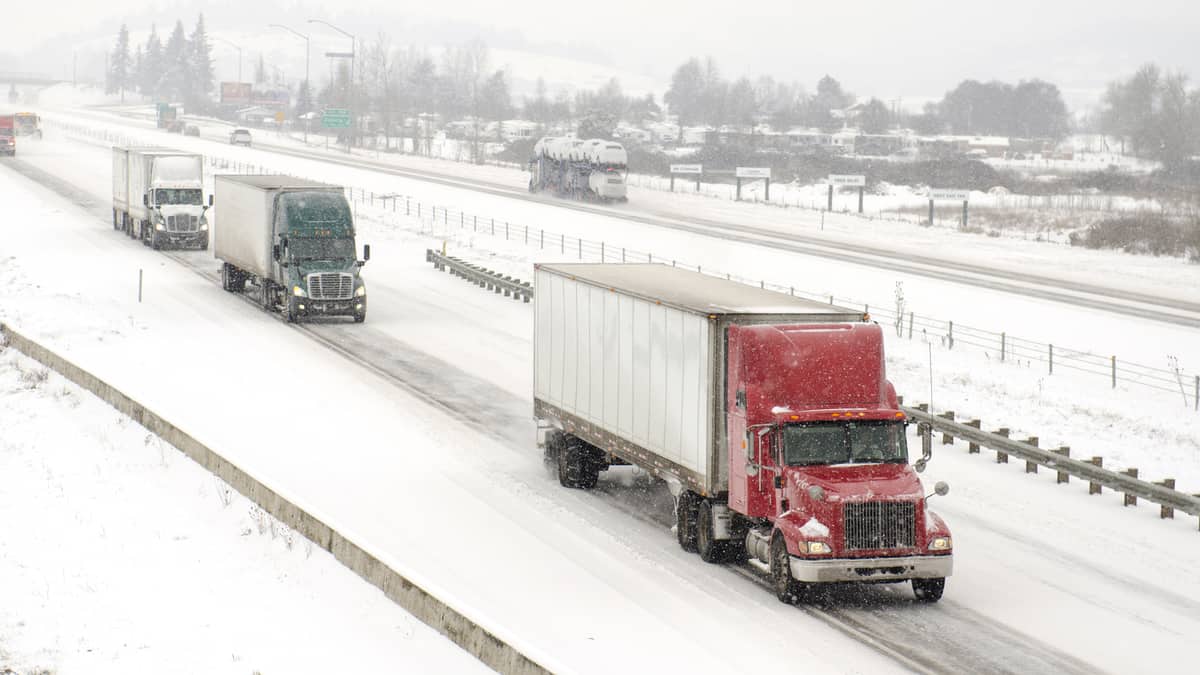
[143,25,163,99]
[109,24,132,101]
[162,21,188,101]
[188,14,214,112]
[255,54,266,85]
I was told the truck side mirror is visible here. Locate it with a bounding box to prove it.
[915,422,933,472]
[208,195,214,206]
[927,481,950,500]
[363,244,370,261]
[143,194,148,206]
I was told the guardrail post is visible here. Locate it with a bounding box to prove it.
[1089,458,1103,494]
[1024,437,1039,473]
[966,419,981,453]
[994,428,1009,463]
[1123,469,1138,506]
[940,411,955,444]
[1053,447,1070,484]
[1157,479,1175,519]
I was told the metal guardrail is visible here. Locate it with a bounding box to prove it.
[904,404,1200,527]
[426,248,532,302]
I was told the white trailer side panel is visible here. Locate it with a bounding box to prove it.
[535,268,712,483]
[213,177,274,279]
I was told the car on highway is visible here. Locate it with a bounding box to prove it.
[184,124,200,137]
[229,128,252,146]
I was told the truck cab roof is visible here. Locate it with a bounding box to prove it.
[215,174,343,191]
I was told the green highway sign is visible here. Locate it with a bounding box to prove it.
[321,109,351,128]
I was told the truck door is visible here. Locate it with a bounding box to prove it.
[726,325,777,519]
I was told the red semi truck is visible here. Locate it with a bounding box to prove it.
[534,264,953,602]
[0,115,15,156]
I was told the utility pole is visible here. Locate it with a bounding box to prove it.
[309,18,355,149]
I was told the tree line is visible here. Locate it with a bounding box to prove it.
[1099,63,1200,168]
[106,16,214,113]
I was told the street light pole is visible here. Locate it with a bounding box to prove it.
[308,18,356,149]
[268,23,310,143]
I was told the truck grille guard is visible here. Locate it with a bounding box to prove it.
[843,501,916,550]
[307,272,354,300]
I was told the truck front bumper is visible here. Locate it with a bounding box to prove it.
[790,554,952,583]
[296,297,366,317]
[156,231,207,247]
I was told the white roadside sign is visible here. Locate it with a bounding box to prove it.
[929,189,970,202]
[828,174,866,187]
[670,164,703,174]
[735,167,771,179]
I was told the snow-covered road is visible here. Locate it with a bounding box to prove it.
[2,121,1199,673]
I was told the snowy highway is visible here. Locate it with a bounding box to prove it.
[2,119,1200,673]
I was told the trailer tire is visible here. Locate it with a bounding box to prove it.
[675,491,699,553]
[696,501,734,564]
[112,209,119,230]
[261,280,275,312]
[912,578,945,603]
[770,533,802,603]
[557,435,598,489]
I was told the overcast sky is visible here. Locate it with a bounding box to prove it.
[3,0,1197,110]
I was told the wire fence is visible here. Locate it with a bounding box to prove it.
[51,118,1200,411]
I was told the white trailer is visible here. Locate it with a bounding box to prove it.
[529,137,628,202]
[111,147,209,249]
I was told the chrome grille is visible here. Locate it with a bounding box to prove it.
[307,273,353,300]
[166,214,199,232]
[844,502,915,550]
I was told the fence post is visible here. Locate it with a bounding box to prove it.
[1049,345,1054,374]
[524,226,528,245]
[1053,447,1070,484]
[966,419,981,453]
[908,312,914,339]
[444,209,448,225]
[994,428,1009,463]
[561,234,565,253]
[406,199,410,216]
[1158,479,1176,519]
[601,242,605,262]
[940,411,955,444]
[1123,468,1138,506]
[1088,457,1103,494]
[1024,437,1039,473]
[947,321,954,349]
[578,240,582,259]
[474,215,477,232]
[622,247,626,262]
[505,222,509,241]
[491,218,495,235]
[1195,375,1198,411]
[1001,333,1006,362]
[1111,356,1117,388]
[461,213,464,228]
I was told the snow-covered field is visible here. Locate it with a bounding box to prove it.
[3,105,1200,673]
[0,347,490,673]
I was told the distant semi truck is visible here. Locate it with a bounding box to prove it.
[111,146,209,250]
[534,264,954,603]
[13,112,41,139]
[214,175,369,323]
[0,115,14,156]
[528,136,628,202]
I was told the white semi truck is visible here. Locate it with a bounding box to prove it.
[529,136,628,202]
[111,147,210,250]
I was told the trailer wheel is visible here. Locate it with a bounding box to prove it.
[770,533,802,603]
[112,209,119,230]
[912,578,945,603]
[261,280,275,312]
[675,491,699,553]
[557,435,598,489]
[697,501,735,564]
[285,297,299,323]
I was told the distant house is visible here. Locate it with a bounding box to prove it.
[500,119,539,141]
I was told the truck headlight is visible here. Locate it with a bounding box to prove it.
[292,285,306,297]
[354,285,366,297]
[199,217,208,231]
[929,536,952,551]
[155,222,165,231]
[805,541,832,555]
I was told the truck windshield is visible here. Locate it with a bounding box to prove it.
[782,421,908,466]
[289,237,355,261]
[280,192,351,231]
[155,188,202,205]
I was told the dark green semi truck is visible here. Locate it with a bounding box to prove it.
[213,175,369,323]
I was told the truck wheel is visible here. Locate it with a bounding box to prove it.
[261,280,275,312]
[198,234,209,251]
[770,533,801,603]
[697,501,733,564]
[557,435,598,489]
[150,233,162,250]
[285,298,299,323]
[112,209,119,230]
[675,491,699,553]
[353,310,366,323]
[912,578,945,603]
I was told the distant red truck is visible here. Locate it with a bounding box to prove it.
[535,264,954,602]
[0,115,15,156]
